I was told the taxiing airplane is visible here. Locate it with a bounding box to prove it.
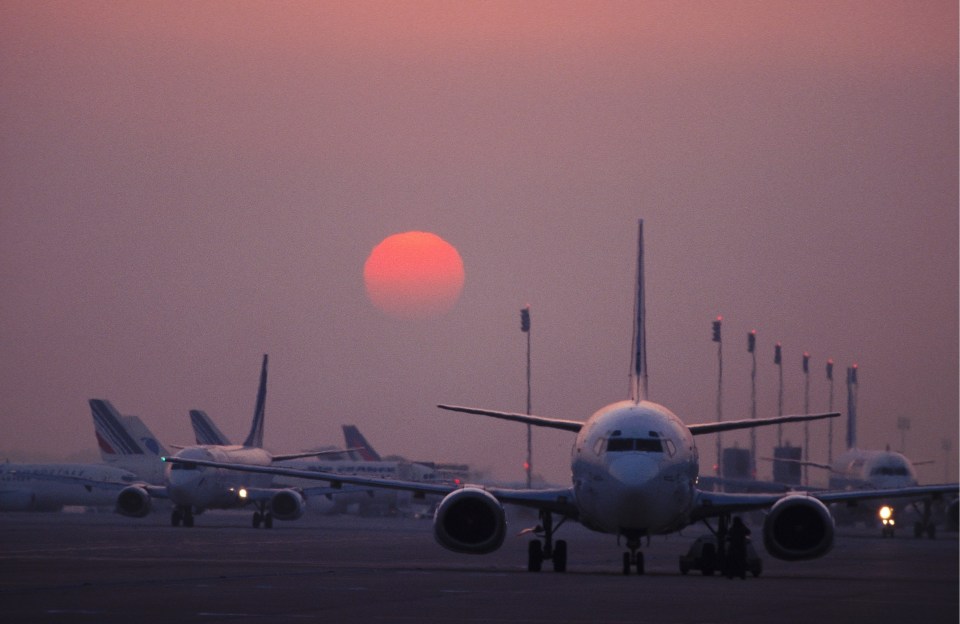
[165,222,959,574]
[768,405,953,538]
[113,354,349,528]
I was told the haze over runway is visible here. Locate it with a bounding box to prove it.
[1,2,956,485]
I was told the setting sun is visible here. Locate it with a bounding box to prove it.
[363,231,465,319]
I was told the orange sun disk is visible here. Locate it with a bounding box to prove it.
[363,231,465,319]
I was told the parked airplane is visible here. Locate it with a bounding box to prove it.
[113,354,348,528]
[165,222,959,574]
[0,403,166,513]
[0,462,139,512]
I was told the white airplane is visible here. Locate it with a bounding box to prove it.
[0,462,139,512]
[0,403,166,513]
[165,222,959,574]
[769,411,949,538]
[113,355,348,528]
[190,412,438,515]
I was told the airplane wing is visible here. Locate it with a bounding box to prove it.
[162,456,579,516]
[437,405,583,432]
[687,412,839,436]
[691,483,959,521]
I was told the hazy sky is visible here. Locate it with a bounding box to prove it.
[1,1,956,485]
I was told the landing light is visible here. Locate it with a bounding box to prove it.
[238,488,248,499]
[879,505,894,525]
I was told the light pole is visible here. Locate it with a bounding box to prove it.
[712,317,723,480]
[521,305,532,489]
[826,359,834,465]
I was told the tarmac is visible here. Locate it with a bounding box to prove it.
[0,508,956,623]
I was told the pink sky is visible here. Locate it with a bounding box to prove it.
[1,1,956,484]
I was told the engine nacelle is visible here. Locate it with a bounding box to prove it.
[433,488,507,554]
[270,489,306,521]
[763,495,834,561]
[116,485,152,518]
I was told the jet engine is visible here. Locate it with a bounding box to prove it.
[269,489,306,521]
[116,485,152,518]
[433,488,507,554]
[762,495,834,561]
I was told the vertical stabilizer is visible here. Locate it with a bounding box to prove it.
[630,220,648,402]
[342,425,382,461]
[242,354,268,448]
[190,410,232,446]
[121,415,169,458]
[90,399,145,460]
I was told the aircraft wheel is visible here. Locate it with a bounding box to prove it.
[553,540,567,573]
[635,552,644,575]
[264,513,273,529]
[171,509,182,527]
[527,540,543,572]
[253,512,262,529]
[622,552,631,576]
[183,512,194,528]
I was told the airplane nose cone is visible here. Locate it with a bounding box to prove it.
[607,454,660,490]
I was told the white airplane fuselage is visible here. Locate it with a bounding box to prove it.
[167,446,274,510]
[0,463,138,511]
[829,448,918,491]
[571,400,699,536]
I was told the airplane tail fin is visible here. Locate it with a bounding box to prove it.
[342,425,382,461]
[242,354,268,448]
[190,409,232,446]
[120,415,169,458]
[630,219,648,402]
[90,399,145,461]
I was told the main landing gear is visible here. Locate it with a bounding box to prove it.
[171,506,194,527]
[526,510,568,572]
[252,502,273,529]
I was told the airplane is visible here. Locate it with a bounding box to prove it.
[164,221,960,574]
[764,407,949,538]
[0,462,139,512]
[0,402,168,513]
[113,354,354,528]
[189,412,439,515]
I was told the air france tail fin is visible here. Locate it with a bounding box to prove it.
[121,415,168,457]
[90,399,145,461]
[190,409,232,446]
[242,354,268,448]
[342,425,382,461]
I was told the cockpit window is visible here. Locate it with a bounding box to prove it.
[606,438,663,453]
[870,465,909,477]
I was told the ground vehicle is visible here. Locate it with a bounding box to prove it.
[679,536,762,577]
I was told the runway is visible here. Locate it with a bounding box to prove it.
[1,509,956,623]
